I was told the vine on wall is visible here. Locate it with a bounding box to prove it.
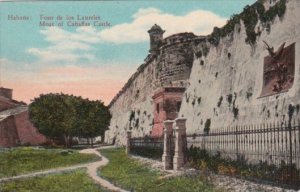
[208,0,286,46]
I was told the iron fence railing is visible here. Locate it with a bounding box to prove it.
[186,119,300,189]
[130,136,164,160]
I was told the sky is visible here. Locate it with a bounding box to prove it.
[0,0,256,105]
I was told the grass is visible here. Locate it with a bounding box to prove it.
[187,147,300,189]
[0,169,108,192]
[0,147,100,178]
[98,148,219,192]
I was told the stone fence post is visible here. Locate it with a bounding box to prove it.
[162,120,174,170]
[126,131,132,155]
[173,118,187,170]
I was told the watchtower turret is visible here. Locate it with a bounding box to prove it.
[148,24,165,55]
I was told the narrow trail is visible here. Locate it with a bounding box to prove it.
[80,146,129,192]
[0,146,128,192]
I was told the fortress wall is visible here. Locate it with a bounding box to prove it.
[106,61,156,145]
[179,0,300,134]
[107,35,195,145]
[107,0,300,145]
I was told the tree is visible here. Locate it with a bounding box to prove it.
[29,93,77,147]
[29,93,111,147]
[74,99,111,147]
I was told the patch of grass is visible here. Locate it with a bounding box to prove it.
[0,170,107,192]
[0,147,100,178]
[131,146,163,160]
[98,148,218,192]
[187,147,300,187]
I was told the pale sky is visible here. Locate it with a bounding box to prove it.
[0,0,255,105]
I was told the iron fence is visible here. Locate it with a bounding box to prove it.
[186,119,300,189]
[130,136,164,160]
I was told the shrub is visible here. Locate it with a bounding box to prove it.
[217,96,223,107]
[204,119,211,134]
[227,94,233,105]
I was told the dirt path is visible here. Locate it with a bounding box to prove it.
[0,146,128,192]
[80,146,129,192]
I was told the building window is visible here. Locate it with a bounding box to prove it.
[156,103,160,114]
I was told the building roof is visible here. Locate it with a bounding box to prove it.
[148,24,164,33]
[0,105,28,121]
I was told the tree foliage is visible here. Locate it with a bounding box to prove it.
[74,98,111,145]
[29,93,111,147]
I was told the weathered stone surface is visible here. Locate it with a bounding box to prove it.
[107,0,300,146]
[180,0,300,135]
[152,87,185,137]
[107,29,195,145]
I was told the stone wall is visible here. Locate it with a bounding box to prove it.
[107,33,196,145]
[179,0,300,134]
[107,59,156,144]
[158,33,197,86]
[107,0,300,145]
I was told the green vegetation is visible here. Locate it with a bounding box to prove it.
[246,91,253,100]
[187,147,300,185]
[0,147,99,178]
[195,45,209,59]
[29,93,111,147]
[202,46,210,57]
[200,60,204,65]
[99,148,218,192]
[227,94,233,106]
[195,50,202,58]
[217,96,223,107]
[191,98,196,106]
[208,0,287,45]
[130,145,163,160]
[129,110,135,128]
[204,119,211,134]
[74,98,111,147]
[232,106,239,119]
[0,170,107,192]
[197,97,202,105]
